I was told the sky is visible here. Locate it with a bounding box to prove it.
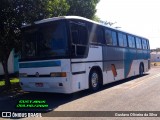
[96,0,160,49]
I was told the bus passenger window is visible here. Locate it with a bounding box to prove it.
[71,23,79,44]
[78,26,88,45]
[97,27,104,44]
[89,26,105,44]
[118,33,123,47]
[105,29,112,45]
[118,33,127,47]
[136,37,142,49]
[146,40,150,49]
[112,31,117,46]
[128,35,135,48]
[70,22,88,45]
[72,31,79,44]
[142,39,147,49]
[123,34,127,47]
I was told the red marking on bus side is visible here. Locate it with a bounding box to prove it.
[111,64,117,77]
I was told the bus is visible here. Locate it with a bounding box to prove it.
[19,16,150,93]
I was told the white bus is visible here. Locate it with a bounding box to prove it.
[19,16,150,93]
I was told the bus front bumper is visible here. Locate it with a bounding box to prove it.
[19,77,72,94]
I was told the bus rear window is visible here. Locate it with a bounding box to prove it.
[142,39,148,49]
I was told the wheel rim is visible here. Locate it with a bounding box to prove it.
[91,72,98,88]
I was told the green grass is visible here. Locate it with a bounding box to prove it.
[0,78,19,87]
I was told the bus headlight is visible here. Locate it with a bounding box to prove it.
[50,72,66,77]
[19,73,28,77]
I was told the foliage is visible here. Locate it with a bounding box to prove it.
[0,0,21,88]
[66,0,100,19]
[46,0,70,18]
[0,78,19,87]
[92,15,101,22]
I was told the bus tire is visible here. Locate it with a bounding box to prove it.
[139,63,144,76]
[89,70,100,91]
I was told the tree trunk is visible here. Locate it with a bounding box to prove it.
[2,60,11,89]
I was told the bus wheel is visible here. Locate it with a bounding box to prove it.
[89,70,100,91]
[139,63,144,76]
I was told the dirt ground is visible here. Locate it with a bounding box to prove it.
[151,62,160,67]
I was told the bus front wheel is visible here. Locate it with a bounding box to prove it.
[89,70,100,91]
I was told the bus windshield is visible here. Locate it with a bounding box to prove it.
[21,20,68,59]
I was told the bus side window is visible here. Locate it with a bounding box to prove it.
[97,27,104,44]
[78,25,88,45]
[145,39,150,49]
[118,33,123,47]
[90,26,104,44]
[105,29,112,45]
[71,22,88,45]
[71,23,79,44]
[70,21,88,56]
[112,31,117,46]
[142,39,147,49]
[105,30,117,46]
[136,37,142,49]
[123,34,128,47]
[118,33,127,47]
[72,31,79,44]
[128,35,135,48]
[89,24,98,43]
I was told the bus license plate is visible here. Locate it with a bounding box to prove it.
[35,83,43,87]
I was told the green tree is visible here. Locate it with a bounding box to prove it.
[93,15,101,22]
[0,0,69,89]
[46,0,69,18]
[66,0,100,19]
[0,0,20,88]
[11,0,69,24]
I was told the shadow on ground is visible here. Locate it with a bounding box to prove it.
[0,74,149,118]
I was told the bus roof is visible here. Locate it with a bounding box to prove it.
[22,16,148,40]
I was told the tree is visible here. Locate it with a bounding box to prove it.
[0,0,20,88]
[12,0,69,24]
[45,0,69,18]
[92,15,101,22]
[0,0,69,89]
[66,0,100,19]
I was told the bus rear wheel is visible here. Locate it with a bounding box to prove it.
[139,63,144,76]
[89,70,100,91]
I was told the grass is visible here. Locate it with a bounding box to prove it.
[0,78,19,87]
[0,78,22,96]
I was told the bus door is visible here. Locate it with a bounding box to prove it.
[69,21,89,91]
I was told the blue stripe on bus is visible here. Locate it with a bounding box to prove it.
[124,49,136,78]
[124,49,150,78]
[19,61,61,68]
